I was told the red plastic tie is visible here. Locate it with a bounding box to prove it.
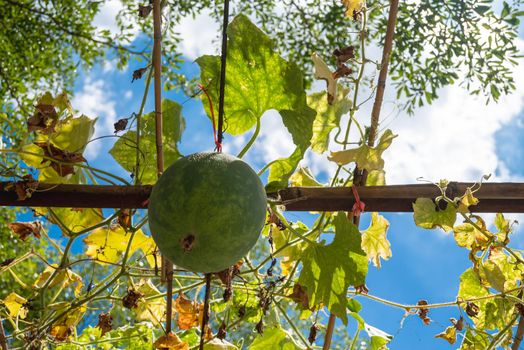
[198,84,222,152]
[351,185,365,217]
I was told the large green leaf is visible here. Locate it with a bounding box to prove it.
[197,15,316,191]
[110,99,184,184]
[197,15,314,140]
[298,212,368,324]
[248,326,303,350]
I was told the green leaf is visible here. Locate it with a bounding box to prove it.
[197,15,314,141]
[361,212,392,268]
[289,166,322,187]
[412,198,456,232]
[298,212,368,324]
[110,99,184,184]
[204,339,238,350]
[328,130,397,171]
[266,147,303,192]
[248,326,303,349]
[365,324,393,350]
[458,268,515,330]
[197,15,316,192]
[308,86,351,154]
[459,329,490,350]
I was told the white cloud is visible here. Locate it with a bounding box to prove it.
[72,78,117,160]
[93,0,124,36]
[175,11,219,60]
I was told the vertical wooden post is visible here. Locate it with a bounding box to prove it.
[152,0,174,334]
[323,0,399,347]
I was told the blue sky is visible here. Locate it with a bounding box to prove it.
[16,1,524,349]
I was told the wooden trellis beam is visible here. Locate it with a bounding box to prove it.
[2,182,524,213]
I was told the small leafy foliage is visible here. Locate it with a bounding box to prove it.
[110,99,185,184]
[298,212,368,324]
[361,212,392,268]
[413,198,457,232]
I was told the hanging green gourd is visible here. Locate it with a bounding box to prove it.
[147,0,267,274]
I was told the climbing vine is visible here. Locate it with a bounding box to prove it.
[0,1,523,349]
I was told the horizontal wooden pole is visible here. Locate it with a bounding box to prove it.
[1,182,524,213]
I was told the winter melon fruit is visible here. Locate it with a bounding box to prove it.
[148,152,267,273]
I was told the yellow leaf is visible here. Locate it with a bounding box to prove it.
[328,130,397,171]
[435,326,457,344]
[154,332,189,350]
[290,166,322,187]
[3,293,28,319]
[134,279,169,325]
[50,305,87,341]
[83,226,157,267]
[457,187,479,213]
[312,53,337,105]
[204,338,238,349]
[453,218,490,251]
[342,0,363,18]
[35,207,104,236]
[174,294,203,330]
[33,265,83,297]
[361,213,392,268]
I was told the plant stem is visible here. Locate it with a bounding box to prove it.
[237,116,261,159]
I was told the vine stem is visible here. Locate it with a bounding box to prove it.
[237,115,260,159]
[199,274,212,350]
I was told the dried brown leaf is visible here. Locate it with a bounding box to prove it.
[8,221,42,241]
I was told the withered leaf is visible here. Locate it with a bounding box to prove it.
[288,283,310,310]
[465,301,479,317]
[417,300,430,325]
[0,258,15,267]
[333,46,355,63]
[450,316,464,331]
[35,142,86,176]
[122,288,144,309]
[255,318,264,334]
[355,284,369,294]
[28,103,58,133]
[96,312,113,336]
[5,175,39,201]
[174,294,203,330]
[114,118,129,133]
[333,64,353,79]
[217,321,227,340]
[308,323,319,344]
[118,209,132,229]
[153,332,189,350]
[8,221,42,241]
[132,67,148,82]
[138,5,152,18]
